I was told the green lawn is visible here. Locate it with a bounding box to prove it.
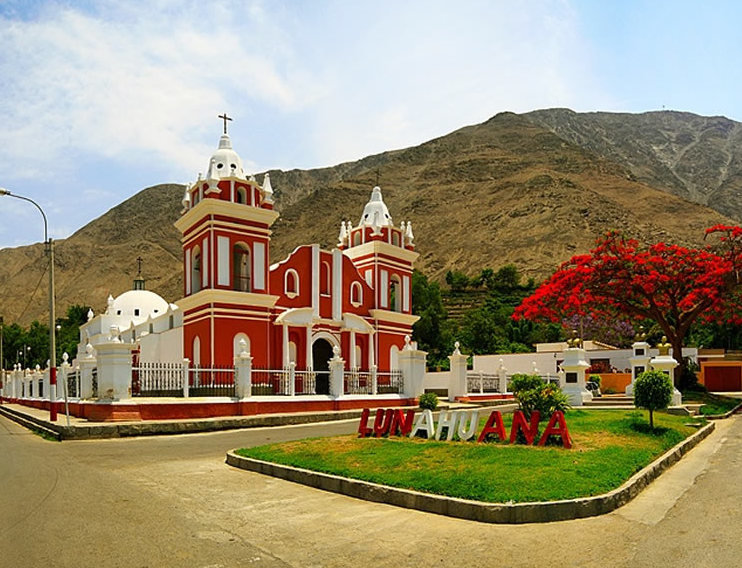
[237,410,704,503]
[683,391,741,416]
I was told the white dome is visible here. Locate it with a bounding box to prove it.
[206,134,248,180]
[359,186,392,227]
[111,290,169,324]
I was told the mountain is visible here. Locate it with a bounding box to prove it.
[0,111,736,326]
[525,108,742,221]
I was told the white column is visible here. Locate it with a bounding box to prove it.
[650,350,682,406]
[182,358,190,398]
[282,324,290,368]
[626,340,651,397]
[448,342,468,400]
[95,341,134,400]
[329,347,345,398]
[398,340,428,399]
[350,330,357,369]
[305,326,312,370]
[234,341,253,399]
[560,342,592,406]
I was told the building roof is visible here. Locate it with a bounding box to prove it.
[205,134,248,180]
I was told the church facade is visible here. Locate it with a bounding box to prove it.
[172,129,419,388]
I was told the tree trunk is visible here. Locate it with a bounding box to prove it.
[649,409,654,429]
[671,335,685,389]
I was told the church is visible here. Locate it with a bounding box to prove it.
[79,120,420,396]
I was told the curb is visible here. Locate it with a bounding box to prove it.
[226,421,715,524]
[0,405,62,441]
[704,400,742,420]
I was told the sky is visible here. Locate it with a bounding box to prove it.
[0,0,741,248]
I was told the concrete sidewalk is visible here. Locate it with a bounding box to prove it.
[0,400,518,440]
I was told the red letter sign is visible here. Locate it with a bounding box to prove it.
[537,411,572,448]
[477,411,507,443]
[357,408,372,438]
[509,411,541,445]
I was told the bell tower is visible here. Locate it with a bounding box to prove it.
[175,115,279,367]
[339,186,419,371]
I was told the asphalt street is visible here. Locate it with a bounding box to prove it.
[1,413,740,568]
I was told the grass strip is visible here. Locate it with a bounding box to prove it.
[236,410,703,503]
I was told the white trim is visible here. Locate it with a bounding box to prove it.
[253,242,266,290]
[350,281,363,307]
[332,248,342,321]
[217,236,230,286]
[185,252,192,295]
[403,275,410,312]
[311,245,320,318]
[284,268,300,298]
[202,237,209,289]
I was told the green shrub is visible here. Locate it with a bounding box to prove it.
[418,392,439,410]
[510,373,569,421]
[589,374,602,387]
[634,370,674,429]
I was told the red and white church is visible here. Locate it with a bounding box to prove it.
[173,127,419,390]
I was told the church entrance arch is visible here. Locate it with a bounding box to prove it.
[312,337,335,395]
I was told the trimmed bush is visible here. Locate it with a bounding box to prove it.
[510,373,569,420]
[634,370,673,429]
[418,392,439,410]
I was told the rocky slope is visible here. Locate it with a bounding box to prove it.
[0,111,735,326]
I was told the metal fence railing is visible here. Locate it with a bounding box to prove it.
[132,362,185,397]
[375,370,403,394]
[345,369,373,395]
[189,366,235,397]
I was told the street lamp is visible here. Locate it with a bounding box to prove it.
[0,187,58,421]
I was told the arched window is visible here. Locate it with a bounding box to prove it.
[233,243,251,292]
[285,269,299,298]
[235,186,247,204]
[390,275,402,312]
[392,231,400,247]
[320,261,331,295]
[352,231,361,246]
[233,333,250,357]
[350,281,363,307]
[354,345,362,370]
[191,246,202,294]
[288,341,297,365]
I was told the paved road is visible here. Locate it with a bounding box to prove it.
[1,413,740,568]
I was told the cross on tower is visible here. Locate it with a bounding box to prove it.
[218,113,233,134]
[136,256,143,275]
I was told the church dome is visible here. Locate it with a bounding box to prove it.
[359,186,392,227]
[205,134,248,180]
[110,290,169,325]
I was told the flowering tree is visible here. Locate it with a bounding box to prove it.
[513,227,742,386]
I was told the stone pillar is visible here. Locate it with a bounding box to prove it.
[78,345,97,399]
[399,336,428,399]
[288,362,296,396]
[234,340,253,399]
[329,346,345,398]
[96,340,134,400]
[650,337,682,406]
[182,358,190,398]
[370,364,378,395]
[560,338,592,406]
[448,342,468,400]
[625,338,651,397]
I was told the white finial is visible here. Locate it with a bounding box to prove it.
[338,220,348,247]
[452,341,461,355]
[404,335,412,350]
[87,308,94,321]
[181,187,191,213]
[498,358,506,370]
[109,325,121,342]
[85,342,94,358]
[262,172,275,204]
[106,294,114,315]
[332,345,341,360]
[62,352,69,364]
[238,338,249,357]
[405,221,414,246]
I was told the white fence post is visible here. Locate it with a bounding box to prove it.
[329,347,345,398]
[288,362,296,396]
[448,342,468,400]
[370,364,378,396]
[182,358,190,398]
[234,339,252,399]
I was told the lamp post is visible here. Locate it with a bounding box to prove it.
[0,188,58,421]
